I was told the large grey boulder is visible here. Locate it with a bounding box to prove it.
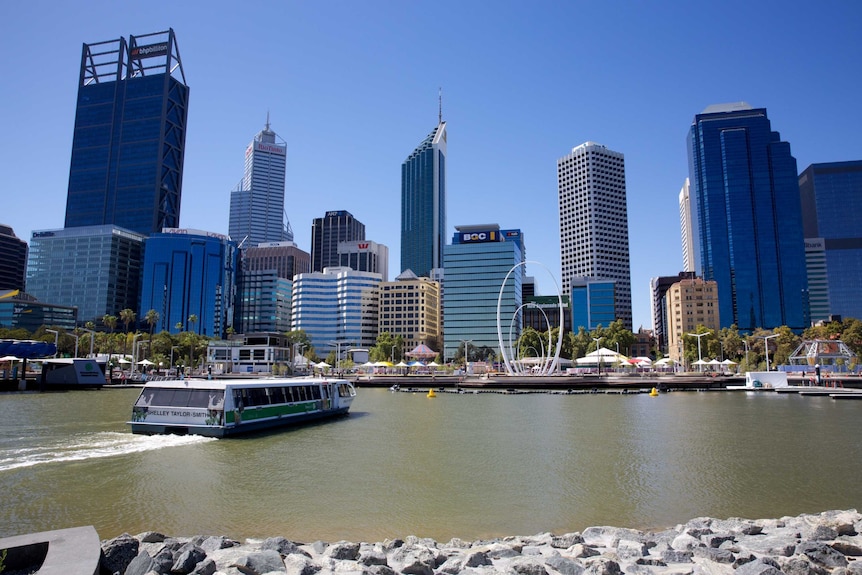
[188,557,217,575]
[101,532,140,575]
[262,537,303,556]
[796,541,849,568]
[124,550,155,575]
[509,555,550,575]
[546,555,585,575]
[282,552,321,575]
[231,549,288,574]
[735,558,785,575]
[171,544,207,574]
[322,540,360,560]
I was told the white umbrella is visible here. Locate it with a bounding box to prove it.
[428,361,440,367]
[137,359,155,366]
[316,361,331,368]
[721,359,737,365]
[0,355,21,362]
[117,358,131,364]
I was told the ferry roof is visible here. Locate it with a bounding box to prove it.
[139,377,348,390]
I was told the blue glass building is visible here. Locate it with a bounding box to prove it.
[139,229,237,337]
[687,103,808,332]
[571,277,616,331]
[442,225,523,362]
[27,225,146,325]
[401,121,446,277]
[65,29,188,236]
[800,161,862,322]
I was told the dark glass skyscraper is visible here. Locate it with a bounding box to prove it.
[0,224,28,292]
[800,161,862,322]
[687,103,808,332]
[401,120,446,277]
[65,29,189,236]
[310,210,365,272]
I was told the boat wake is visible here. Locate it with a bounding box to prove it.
[0,432,215,473]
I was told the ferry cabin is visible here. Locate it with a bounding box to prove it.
[129,378,356,437]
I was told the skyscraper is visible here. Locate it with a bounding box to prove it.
[557,142,632,330]
[0,225,28,292]
[64,29,189,236]
[310,210,365,272]
[442,225,523,362]
[687,103,808,332]
[799,161,862,322]
[229,118,292,247]
[679,178,696,273]
[401,117,446,277]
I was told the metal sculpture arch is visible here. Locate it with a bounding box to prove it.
[496,261,564,375]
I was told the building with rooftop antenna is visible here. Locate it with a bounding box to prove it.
[401,96,447,278]
[229,115,293,248]
[64,29,189,236]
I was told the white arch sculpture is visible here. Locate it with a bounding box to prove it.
[496,261,565,376]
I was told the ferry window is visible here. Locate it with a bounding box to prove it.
[311,386,321,400]
[286,387,295,402]
[298,386,307,401]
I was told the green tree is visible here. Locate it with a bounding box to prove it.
[188,314,198,335]
[145,309,160,356]
[120,308,136,355]
[368,332,403,363]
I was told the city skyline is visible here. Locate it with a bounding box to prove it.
[2,2,861,330]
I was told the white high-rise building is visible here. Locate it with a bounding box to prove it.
[291,267,382,357]
[679,178,696,273]
[229,117,293,247]
[557,142,632,330]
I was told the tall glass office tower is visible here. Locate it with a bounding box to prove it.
[557,142,632,331]
[64,29,188,236]
[799,161,862,322]
[401,120,446,277]
[229,119,293,247]
[310,210,365,272]
[687,103,808,332]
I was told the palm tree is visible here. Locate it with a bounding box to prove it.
[188,315,199,371]
[145,309,160,358]
[120,308,136,355]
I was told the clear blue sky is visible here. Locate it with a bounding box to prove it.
[2,1,860,329]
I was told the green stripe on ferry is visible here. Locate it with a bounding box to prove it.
[225,401,320,424]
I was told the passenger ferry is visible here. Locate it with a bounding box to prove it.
[128,377,356,437]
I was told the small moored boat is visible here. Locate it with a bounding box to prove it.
[128,377,356,437]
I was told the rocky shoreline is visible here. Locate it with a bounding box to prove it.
[99,509,862,575]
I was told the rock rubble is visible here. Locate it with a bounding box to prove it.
[99,509,862,575]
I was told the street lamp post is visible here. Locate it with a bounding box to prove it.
[45,329,59,358]
[592,337,603,375]
[743,339,750,371]
[70,333,80,358]
[687,331,710,372]
[762,334,780,371]
[460,340,472,372]
[80,328,97,358]
[391,345,396,363]
[170,346,179,372]
[328,341,342,371]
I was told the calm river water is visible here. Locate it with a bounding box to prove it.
[1,386,860,543]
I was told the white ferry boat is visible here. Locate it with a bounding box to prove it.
[128,377,356,437]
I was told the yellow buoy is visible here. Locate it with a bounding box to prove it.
[427,388,437,398]
[649,387,659,397]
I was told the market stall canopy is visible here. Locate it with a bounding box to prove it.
[405,344,437,359]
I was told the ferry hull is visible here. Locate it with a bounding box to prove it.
[129,406,351,437]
